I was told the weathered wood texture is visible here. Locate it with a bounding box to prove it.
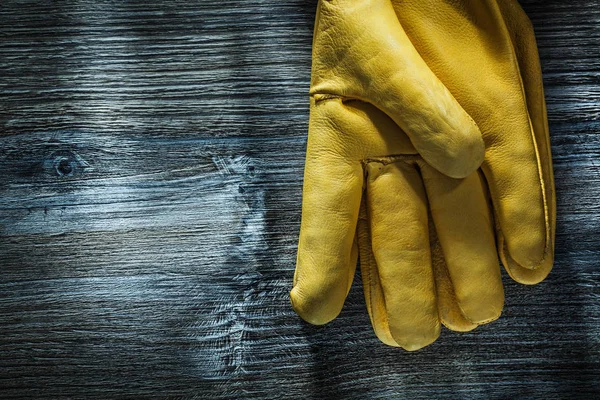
[0,0,599,398]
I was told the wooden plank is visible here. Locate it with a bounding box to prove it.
[0,0,599,398]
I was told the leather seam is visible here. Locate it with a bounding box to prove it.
[362,154,421,166]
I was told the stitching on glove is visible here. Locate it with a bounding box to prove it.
[312,93,344,103]
[362,154,422,166]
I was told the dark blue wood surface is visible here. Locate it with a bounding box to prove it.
[0,0,599,398]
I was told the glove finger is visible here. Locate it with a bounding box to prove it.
[360,187,480,337]
[312,0,484,179]
[429,220,478,332]
[363,160,440,351]
[420,163,504,325]
[290,111,364,326]
[357,196,401,347]
[494,0,555,284]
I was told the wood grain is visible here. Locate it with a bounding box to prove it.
[1,0,599,398]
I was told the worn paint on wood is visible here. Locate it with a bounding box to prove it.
[0,0,599,398]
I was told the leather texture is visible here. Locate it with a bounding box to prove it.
[290,0,555,350]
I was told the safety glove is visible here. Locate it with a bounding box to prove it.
[291,0,555,349]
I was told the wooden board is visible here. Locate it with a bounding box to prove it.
[1,0,599,398]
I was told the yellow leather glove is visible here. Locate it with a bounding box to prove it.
[291,0,555,349]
